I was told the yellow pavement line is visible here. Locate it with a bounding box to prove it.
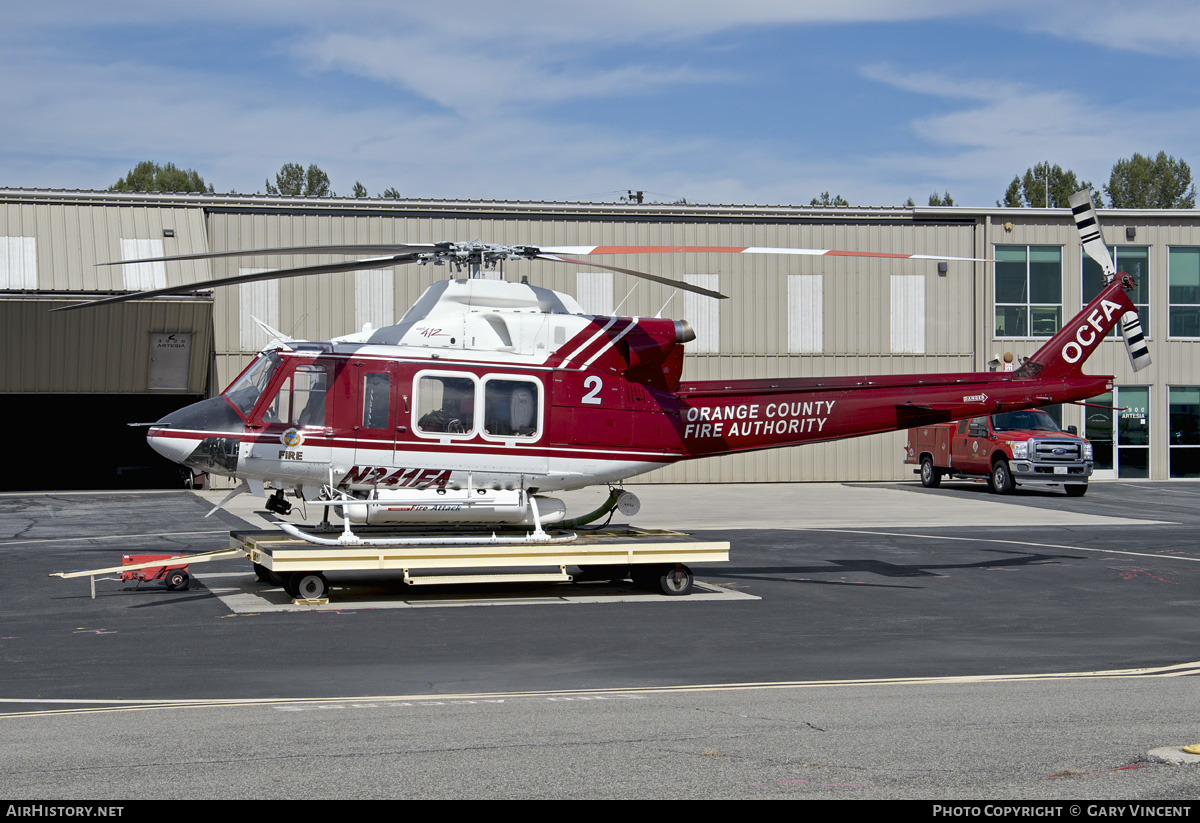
[3,660,1198,719]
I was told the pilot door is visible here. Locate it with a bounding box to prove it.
[352,361,400,465]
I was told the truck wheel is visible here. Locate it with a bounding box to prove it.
[919,456,942,488]
[989,458,1015,494]
[1065,484,1088,497]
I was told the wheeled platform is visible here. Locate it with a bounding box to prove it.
[235,526,729,601]
[52,526,729,602]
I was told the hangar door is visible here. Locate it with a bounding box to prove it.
[0,297,213,490]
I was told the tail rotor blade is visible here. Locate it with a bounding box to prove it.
[1069,189,1116,276]
[1120,311,1152,371]
[1069,189,1151,371]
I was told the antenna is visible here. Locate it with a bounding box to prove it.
[655,291,678,319]
[613,282,639,315]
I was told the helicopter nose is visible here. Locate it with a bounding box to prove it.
[146,396,245,469]
[146,426,200,465]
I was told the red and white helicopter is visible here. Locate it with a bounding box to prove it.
[62,190,1147,547]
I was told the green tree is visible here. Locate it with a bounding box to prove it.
[266,163,333,196]
[928,191,955,206]
[810,191,849,206]
[109,161,213,193]
[306,165,332,197]
[1105,152,1196,208]
[998,163,1098,208]
[352,181,368,198]
[382,187,402,199]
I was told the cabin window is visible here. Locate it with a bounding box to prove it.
[362,372,392,429]
[292,365,328,426]
[259,363,330,427]
[482,378,541,438]
[415,373,476,436]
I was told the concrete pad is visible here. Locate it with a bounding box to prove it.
[195,571,758,613]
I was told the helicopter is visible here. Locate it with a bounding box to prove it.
[58,190,1147,546]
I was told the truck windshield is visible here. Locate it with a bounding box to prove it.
[990,410,1062,432]
[223,352,280,418]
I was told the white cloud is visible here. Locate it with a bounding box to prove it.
[296,34,733,116]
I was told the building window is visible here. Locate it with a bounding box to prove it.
[119,238,166,291]
[994,245,1062,338]
[788,274,823,353]
[1082,246,1150,336]
[1169,387,1200,478]
[890,274,925,353]
[238,272,279,352]
[0,236,37,289]
[355,270,393,333]
[1168,247,1200,338]
[576,272,614,316]
[684,274,720,353]
[1084,387,1150,478]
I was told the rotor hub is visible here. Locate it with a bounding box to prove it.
[417,241,541,273]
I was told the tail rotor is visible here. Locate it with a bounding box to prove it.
[1069,189,1151,371]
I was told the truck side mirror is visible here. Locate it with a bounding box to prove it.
[1067,425,1078,435]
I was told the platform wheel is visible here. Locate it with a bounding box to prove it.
[165,570,190,591]
[919,456,942,488]
[989,458,1015,494]
[658,564,694,596]
[253,563,272,583]
[289,572,328,600]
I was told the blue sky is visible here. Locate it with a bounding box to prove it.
[3,1,1198,207]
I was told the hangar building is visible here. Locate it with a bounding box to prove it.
[2,187,1198,489]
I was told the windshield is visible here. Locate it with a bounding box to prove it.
[223,352,280,418]
[990,409,1062,433]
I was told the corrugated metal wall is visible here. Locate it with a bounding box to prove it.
[7,190,1198,482]
[0,297,212,394]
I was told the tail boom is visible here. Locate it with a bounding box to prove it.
[674,278,1137,460]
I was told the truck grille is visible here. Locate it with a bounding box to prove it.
[1031,438,1082,462]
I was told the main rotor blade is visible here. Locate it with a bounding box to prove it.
[538,245,990,263]
[52,254,421,311]
[98,243,440,267]
[535,254,728,299]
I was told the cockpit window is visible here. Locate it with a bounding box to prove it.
[224,352,279,418]
[991,410,1061,432]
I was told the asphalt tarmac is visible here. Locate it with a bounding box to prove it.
[2,480,1198,800]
